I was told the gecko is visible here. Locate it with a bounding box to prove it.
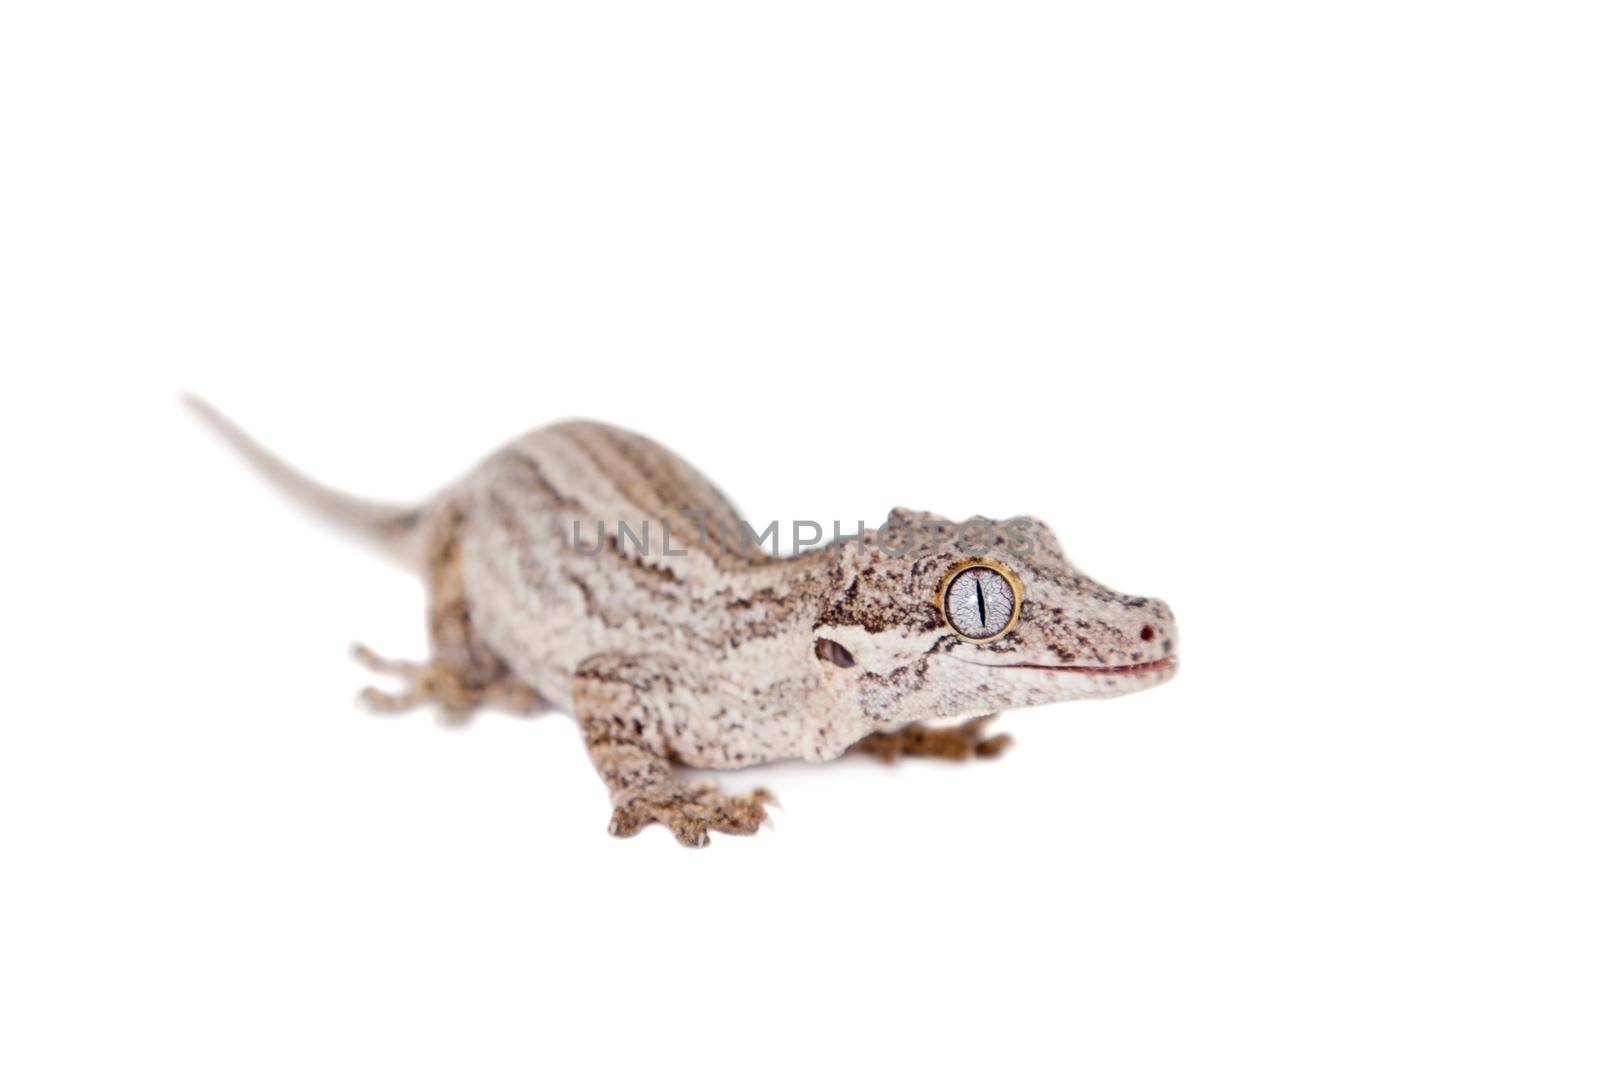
[188,398,1178,846]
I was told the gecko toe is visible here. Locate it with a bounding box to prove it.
[974,733,1014,758]
[674,822,712,848]
[609,785,774,846]
[608,802,651,838]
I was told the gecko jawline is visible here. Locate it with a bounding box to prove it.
[963,656,1178,676]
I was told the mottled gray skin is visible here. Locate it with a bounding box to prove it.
[190,402,1178,846]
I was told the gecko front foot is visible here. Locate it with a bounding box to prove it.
[850,714,1013,763]
[608,782,775,848]
[353,644,542,725]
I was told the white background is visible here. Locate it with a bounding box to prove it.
[2,2,1596,1064]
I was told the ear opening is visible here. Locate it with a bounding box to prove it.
[814,637,857,669]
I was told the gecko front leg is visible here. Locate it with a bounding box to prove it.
[572,654,773,848]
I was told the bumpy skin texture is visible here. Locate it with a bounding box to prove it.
[191,404,1178,846]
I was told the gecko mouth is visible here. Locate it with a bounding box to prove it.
[971,656,1178,675]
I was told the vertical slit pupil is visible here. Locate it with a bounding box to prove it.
[974,573,988,628]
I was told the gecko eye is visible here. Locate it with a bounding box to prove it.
[937,559,1023,642]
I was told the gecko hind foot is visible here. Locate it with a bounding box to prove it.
[608,783,775,848]
[850,714,1013,763]
[353,644,543,726]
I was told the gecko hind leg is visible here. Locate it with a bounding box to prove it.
[353,500,543,726]
[850,714,1012,763]
[354,644,543,726]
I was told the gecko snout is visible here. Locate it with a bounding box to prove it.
[1135,598,1178,660]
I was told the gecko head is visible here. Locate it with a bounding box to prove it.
[811,508,1178,724]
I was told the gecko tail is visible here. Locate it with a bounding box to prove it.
[183,393,428,568]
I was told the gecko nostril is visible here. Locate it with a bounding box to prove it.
[1139,625,1156,642]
